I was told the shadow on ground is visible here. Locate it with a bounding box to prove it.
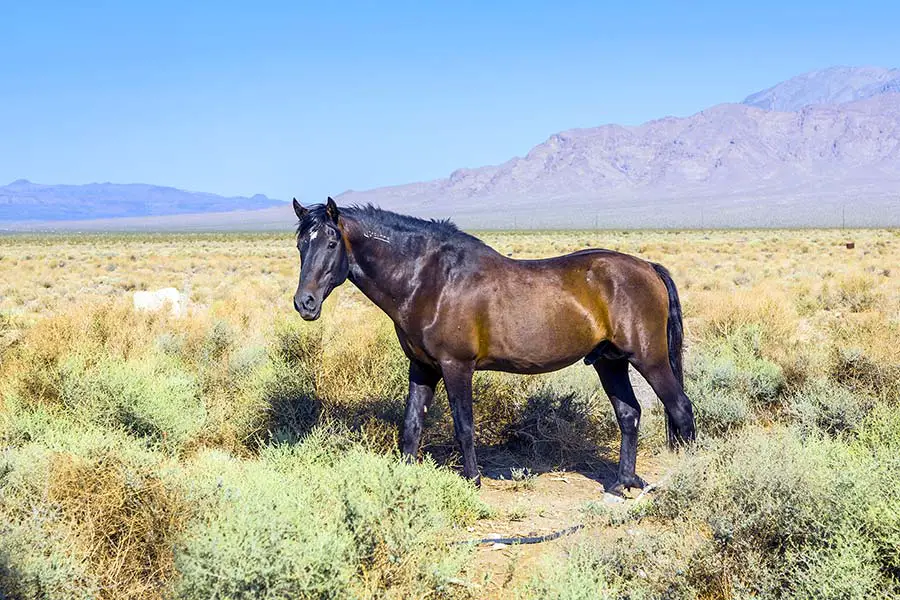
[1,548,27,600]
[423,391,621,491]
[258,378,627,489]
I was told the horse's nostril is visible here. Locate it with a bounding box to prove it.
[301,294,317,311]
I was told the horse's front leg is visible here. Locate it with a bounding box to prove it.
[441,360,480,486]
[401,360,441,459]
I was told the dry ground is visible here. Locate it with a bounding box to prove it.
[466,451,679,598]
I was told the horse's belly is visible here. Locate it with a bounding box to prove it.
[475,307,602,374]
[476,353,588,375]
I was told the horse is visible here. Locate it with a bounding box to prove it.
[291,197,696,494]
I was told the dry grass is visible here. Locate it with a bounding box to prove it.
[46,452,186,599]
[1,227,898,599]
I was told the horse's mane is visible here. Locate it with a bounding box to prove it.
[296,203,486,249]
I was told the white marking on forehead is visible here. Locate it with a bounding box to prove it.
[308,228,320,242]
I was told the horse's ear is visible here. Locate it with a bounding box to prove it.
[292,198,308,220]
[325,197,340,223]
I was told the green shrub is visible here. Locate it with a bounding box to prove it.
[653,425,897,598]
[200,320,234,364]
[271,316,323,370]
[58,355,206,451]
[228,344,268,379]
[1,419,491,600]
[788,535,884,600]
[686,325,786,436]
[830,345,900,401]
[827,316,900,401]
[854,404,900,576]
[155,331,185,356]
[518,542,629,600]
[787,379,874,435]
[525,413,900,600]
[692,391,750,436]
[693,326,785,403]
[0,517,98,600]
[175,428,489,600]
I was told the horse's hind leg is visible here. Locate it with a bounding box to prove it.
[633,360,696,446]
[662,408,679,450]
[594,359,647,493]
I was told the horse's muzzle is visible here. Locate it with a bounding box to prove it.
[295,293,321,321]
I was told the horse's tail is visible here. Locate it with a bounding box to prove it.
[651,263,683,387]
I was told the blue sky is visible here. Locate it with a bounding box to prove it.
[1,1,898,202]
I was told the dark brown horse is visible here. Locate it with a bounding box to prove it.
[291,198,695,493]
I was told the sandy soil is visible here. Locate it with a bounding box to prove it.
[455,449,677,598]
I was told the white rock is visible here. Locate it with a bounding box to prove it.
[133,288,186,317]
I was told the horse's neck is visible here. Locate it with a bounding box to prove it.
[344,220,415,322]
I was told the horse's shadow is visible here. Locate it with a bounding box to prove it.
[257,395,397,446]
[258,391,321,446]
[423,389,622,489]
[1,548,25,599]
[259,385,624,490]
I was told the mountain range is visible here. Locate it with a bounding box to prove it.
[337,66,900,228]
[743,66,900,111]
[0,180,283,222]
[3,66,899,230]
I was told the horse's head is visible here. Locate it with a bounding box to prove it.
[292,197,350,321]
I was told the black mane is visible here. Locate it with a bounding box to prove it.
[296,203,485,248]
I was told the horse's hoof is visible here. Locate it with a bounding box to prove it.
[607,474,648,496]
[462,471,482,488]
[606,483,627,498]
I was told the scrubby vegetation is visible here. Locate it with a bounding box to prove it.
[1,228,898,599]
[524,413,900,599]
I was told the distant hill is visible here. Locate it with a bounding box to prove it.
[5,66,900,231]
[0,204,296,232]
[0,180,284,221]
[337,90,900,228]
[743,66,900,112]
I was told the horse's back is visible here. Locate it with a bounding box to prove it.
[507,248,667,296]
[424,247,670,373]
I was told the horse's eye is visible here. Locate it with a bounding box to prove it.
[328,240,338,249]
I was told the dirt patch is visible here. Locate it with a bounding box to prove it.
[459,451,678,597]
